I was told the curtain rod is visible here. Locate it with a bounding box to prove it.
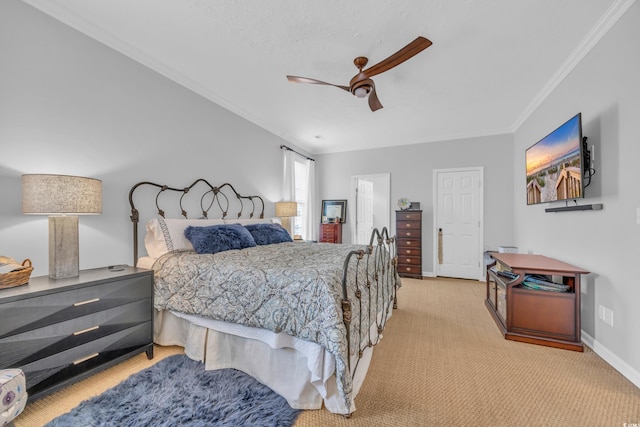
[280,144,315,162]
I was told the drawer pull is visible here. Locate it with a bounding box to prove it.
[73,353,99,365]
[405,224,411,227]
[406,232,412,236]
[406,250,412,254]
[73,326,99,336]
[74,298,100,307]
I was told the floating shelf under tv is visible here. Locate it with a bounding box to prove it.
[545,203,603,213]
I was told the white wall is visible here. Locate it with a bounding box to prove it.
[513,3,640,384]
[0,0,291,276]
[317,133,515,274]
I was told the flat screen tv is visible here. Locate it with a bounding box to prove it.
[526,113,584,205]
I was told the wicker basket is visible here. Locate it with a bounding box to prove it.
[0,259,33,289]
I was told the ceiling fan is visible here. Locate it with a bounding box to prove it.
[287,36,432,112]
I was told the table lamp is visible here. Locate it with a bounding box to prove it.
[275,201,298,238]
[22,174,102,279]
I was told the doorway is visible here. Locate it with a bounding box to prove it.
[433,167,484,280]
[350,173,390,244]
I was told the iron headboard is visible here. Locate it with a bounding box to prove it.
[128,178,265,266]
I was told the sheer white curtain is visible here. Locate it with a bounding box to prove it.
[282,150,296,202]
[303,158,317,241]
[282,149,317,241]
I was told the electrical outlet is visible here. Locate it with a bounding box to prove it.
[606,308,614,327]
[636,207,640,224]
[598,305,614,327]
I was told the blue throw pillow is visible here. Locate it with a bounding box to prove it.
[244,223,293,245]
[184,224,256,254]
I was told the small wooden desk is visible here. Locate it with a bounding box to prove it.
[486,253,589,351]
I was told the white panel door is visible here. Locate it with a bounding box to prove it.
[356,179,374,244]
[435,168,483,280]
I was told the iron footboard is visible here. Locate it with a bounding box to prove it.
[340,227,399,383]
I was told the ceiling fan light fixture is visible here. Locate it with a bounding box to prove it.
[354,86,369,98]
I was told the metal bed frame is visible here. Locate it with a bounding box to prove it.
[128,178,399,413]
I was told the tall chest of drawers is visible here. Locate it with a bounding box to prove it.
[396,210,423,279]
[0,266,154,400]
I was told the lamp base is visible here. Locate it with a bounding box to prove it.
[49,216,79,279]
[281,217,293,238]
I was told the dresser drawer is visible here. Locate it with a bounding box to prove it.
[397,237,420,248]
[397,226,420,238]
[396,211,422,221]
[21,321,152,396]
[0,298,152,367]
[397,264,422,276]
[397,255,421,266]
[397,220,421,231]
[397,246,421,257]
[0,275,151,338]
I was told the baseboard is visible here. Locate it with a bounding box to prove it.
[422,271,436,278]
[582,331,640,389]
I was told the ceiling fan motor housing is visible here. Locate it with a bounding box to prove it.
[350,75,373,98]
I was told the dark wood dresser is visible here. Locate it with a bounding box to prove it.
[396,210,423,279]
[486,253,589,351]
[0,266,154,400]
[319,223,342,243]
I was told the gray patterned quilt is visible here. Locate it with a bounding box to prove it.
[152,241,397,412]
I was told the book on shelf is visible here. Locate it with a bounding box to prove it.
[489,266,519,281]
[522,275,570,292]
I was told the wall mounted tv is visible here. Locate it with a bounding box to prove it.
[526,113,585,205]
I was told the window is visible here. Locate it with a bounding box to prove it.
[293,158,308,238]
[283,147,316,241]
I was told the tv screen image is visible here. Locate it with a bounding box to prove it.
[525,113,584,205]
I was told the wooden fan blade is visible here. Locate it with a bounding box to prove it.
[362,36,432,78]
[368,84,383,111]
[286,76,350,91]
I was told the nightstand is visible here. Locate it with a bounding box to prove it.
[0,266,154,401]
[319,223,342,243]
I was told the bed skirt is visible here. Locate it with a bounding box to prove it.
[153,309,377,414]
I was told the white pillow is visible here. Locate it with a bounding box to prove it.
[144,218,225,258]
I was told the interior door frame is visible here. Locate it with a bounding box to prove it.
[432,167,484,281]
[350,173,391,244]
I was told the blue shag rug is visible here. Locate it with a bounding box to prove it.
[45,355,301,427]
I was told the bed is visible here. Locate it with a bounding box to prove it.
[129,179,399,416]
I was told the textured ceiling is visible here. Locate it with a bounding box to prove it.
[21,0,631,154]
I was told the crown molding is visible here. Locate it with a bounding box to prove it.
[511,0,637,132]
